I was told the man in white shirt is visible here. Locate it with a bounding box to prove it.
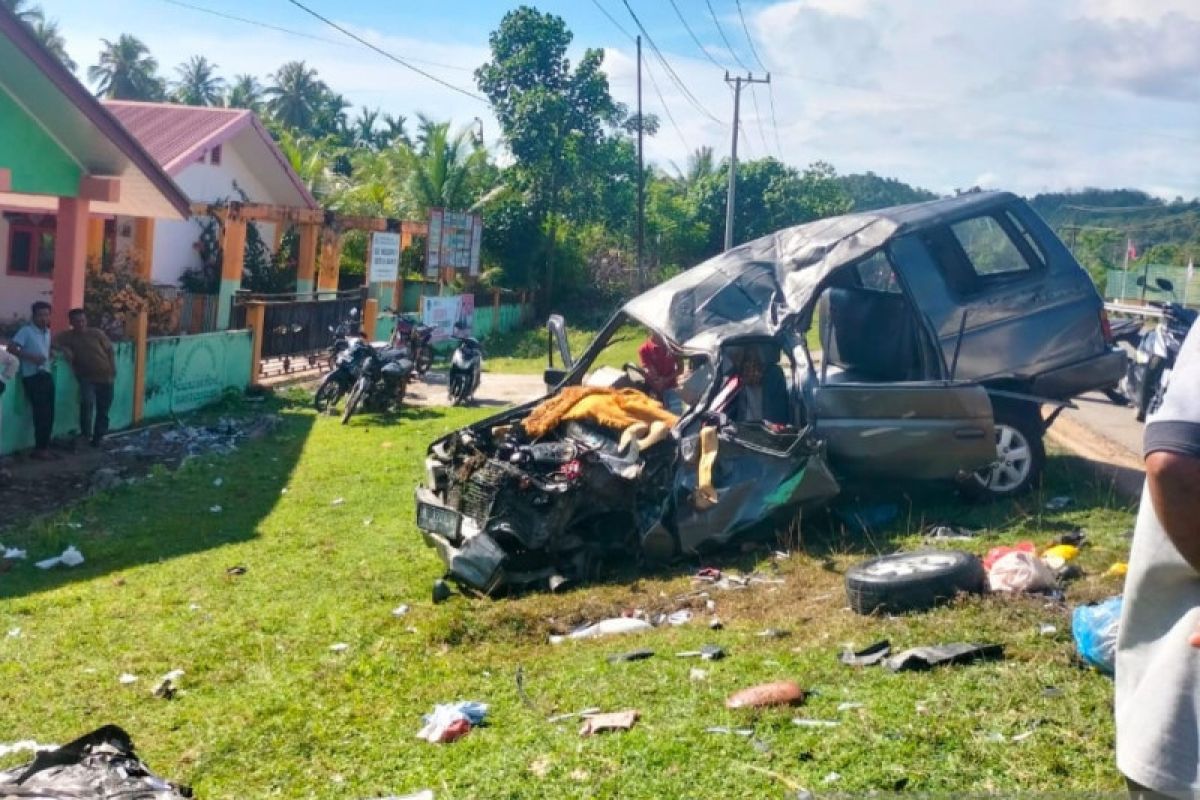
[6,302,56,460]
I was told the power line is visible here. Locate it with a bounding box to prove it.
[732,0,783,156]
[157,0,473,73]
[283,0,485,102]
[704,0,749,71]
[667,0,724,71]
[734,0,768,72]
[620,0,725,125]
[588,0,636,42]
[747,83,772,157]
[765,83,784,156]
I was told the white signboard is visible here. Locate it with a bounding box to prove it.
[425,209,482,277]
[368,231,401,282]
[421,294,475,341]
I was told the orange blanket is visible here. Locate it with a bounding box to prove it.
[522,387,679,439]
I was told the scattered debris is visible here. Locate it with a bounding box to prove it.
[756,628,791,639]
[792,718,839,728]
[416,701,488,744]
[836,702,864,712]
[1045,496,1072,511]
[7,628,21,639]
[708,618,724,630]
[2,546,27,560]
[982,542,1036,571]
[363,517,374,527]
[35,546,84,570]
[431,579,453,604]
[1042,686,1064,699]
[839,640,890,667]
[152,670,184,700]
[726,680,806,709]
[225,565,247,576]
[665,610,693,626]
[0,740,56,759]
[212,477,223,487]
[607,649,654,664]
[1042,544,1080,570]
[823,772,842,784]
[209,505,222,514]
[1039,623,1058,636]
[925,525,978,541]
[987,551,1057,594]
[392,604,410,618]
[1104,562,1128,578]
[845,550,985,615]
[706,727,754,736]
[676,645,726,661]
[331,497,345,507]
[117,673,138,685]
[329,643,350,653]
[550,617,653,644]
[0,725,191,798]
[90,468,122,492]
[1072,596,1122,675]
[546,708,601,724]
[689,668,709,682]
[1052,529,1088,548]
[579,710,639,736]
[885,643,1004,673]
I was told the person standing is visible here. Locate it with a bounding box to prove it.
[54,308,116,448]
[1116,321,1200,799]
[6,301,55,460]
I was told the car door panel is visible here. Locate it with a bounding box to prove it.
[813,382,995,480]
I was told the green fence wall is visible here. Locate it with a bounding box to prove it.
[375,302,530,346]
[0,331,251,456]
[1104,264,1198,306]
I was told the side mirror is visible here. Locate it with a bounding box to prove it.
[544,367,567,388]
[1156,278,1175,292]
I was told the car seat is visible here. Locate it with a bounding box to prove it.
[818,288,924,382]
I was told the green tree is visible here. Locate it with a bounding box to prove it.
[29,17,75,72]
[225,74,263,110]
[351,107,381,150]
[401,117,488,216]
[2,0,42,25]
[172,56,225,106]
[88,34,165,100]
[381,113,409,148]
[265,61,326,132]
[476,6,624,305]
[838,171,937,211]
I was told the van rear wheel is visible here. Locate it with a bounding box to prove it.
[960,403,1045,501]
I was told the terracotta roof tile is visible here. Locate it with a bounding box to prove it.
[102,101,249,174]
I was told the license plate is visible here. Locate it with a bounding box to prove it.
[417,500,461,539]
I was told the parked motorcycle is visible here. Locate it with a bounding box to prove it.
[447,335,483,406]
[314,336,373,412]
[341,344,416,424]
[1119,278,1198,421]
[392,315,435,376]
[327,308,362,371]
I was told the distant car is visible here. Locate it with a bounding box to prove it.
[416,191,1127,594]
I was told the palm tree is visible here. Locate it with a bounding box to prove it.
[264,61,326,132]
[401,119,487,215]
[29,17,74,72]
[275,129,346,199]
[225,74,262,111]
[381,113,409,149]
[172,56,225,106]
[88,34,165,100]
[351,106,380,149]
[673,146,716,188]
[313,91,350,141]
[2,0,42,25]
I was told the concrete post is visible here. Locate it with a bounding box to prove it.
[86,218,105,272]
[296,222,318,298]
[216,213,247,330]
[132,217,155,279]
[246,300,265,385]
[132,310,148,423]
[317,226,341,299]
[362,298,378,342]
[51,196,90,334]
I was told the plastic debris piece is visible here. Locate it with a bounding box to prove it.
[823,772,842,784]
[416,701,488,744]
[1104,562,1128,578]
[706,727,754,736]
[579,710,638,736]
[695,567,722,582]
[432,579,452,604]
[330,643,349,653]
[363,517,374,527]
[792,718,839,728]
[1045,496,1072,511]
[209,505,222,513]
[676,645,726,661]
[885,643,1003,672]
[1042,686,1063,699]
[549,617,653,644]
[756,628,791,639]
[726,680,806,709]
[709,618,724,630]
[836,702,864,712]
[331,497,345,506]
[987,551,1057,593]
[1042,544,1080,570]
[689,668,709,681]
[1072,596,1122,675]
[926,525,978,541]
[1039,623,1058,636]
[666,609,693,626]
[392,604,410,618]
[212,477,223,487]
[1011,731,1035,742]
[982,541,1036,571]
[607,649,654,664]
[547,708,601,724]
[7,628,20,639]
[152,669,184,700]
[3,547,27,560]
[1052,529,1088,547]
[839,640,890,667]
[226,565,247,576]
[118,673,138,685]
[35,546,84,570]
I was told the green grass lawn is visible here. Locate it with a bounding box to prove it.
[0,395,1134,798]
[485,322,644,375]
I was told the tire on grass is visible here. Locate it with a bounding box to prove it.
[845,550,985,615]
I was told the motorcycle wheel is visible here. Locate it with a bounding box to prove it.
[416,348,433,375]
[342,378,367,425]
[314,376,344,413]
[1137,357,1165,423]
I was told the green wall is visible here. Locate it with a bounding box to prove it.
[1,332,251,456]
[0,85,82,197]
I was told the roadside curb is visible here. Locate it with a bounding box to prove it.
[1046,413,1144,503]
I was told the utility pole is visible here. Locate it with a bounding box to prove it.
[724,71,769,251]
[636,35,645,292]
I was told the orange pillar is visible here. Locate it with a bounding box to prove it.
[132,310,148,423]
[296,222,318,297]
[86,218,105,272]
[362,298,378,341]
[132,217,155,279]
[317,227,341,297]
[51,197,90,333]
[246,301,265,384]
[217,214,247,329]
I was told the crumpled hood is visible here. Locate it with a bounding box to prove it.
[623,212,900,351]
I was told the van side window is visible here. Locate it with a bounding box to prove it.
[950,215,1035,278]
[854,251,902,293]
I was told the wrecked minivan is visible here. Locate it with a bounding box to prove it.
[416,191,1126,594]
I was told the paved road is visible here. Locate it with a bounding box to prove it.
[1061,391,1143,459]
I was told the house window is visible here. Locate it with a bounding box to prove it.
[210,145,222,166]
[6,219,55,277]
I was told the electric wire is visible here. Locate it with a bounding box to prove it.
[283,0,485,102]
[732,0,784,156]
[704,0,749,71]
[620,0,725,125]
[667,0,724,71]
[748,82,771,156]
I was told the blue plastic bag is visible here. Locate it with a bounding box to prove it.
[1072,596,1123,675]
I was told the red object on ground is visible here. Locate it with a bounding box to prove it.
[725,680,807,709]
[436,718,472,743]
[982,541,1037,571]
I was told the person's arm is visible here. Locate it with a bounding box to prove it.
[9,330,45,366]
[1146,451,1200,571]
[102,332,116,373]
[53,333,74,363]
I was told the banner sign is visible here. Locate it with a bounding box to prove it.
[421,294,475,341]
[425,209,482,277]
[368,231,401,282]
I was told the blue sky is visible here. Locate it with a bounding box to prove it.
[45,0,1200,198]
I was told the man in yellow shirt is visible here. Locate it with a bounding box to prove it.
[54,308,116,448]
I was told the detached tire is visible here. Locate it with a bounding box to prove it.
[960,401,1045,502]
[845,550,985,615]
